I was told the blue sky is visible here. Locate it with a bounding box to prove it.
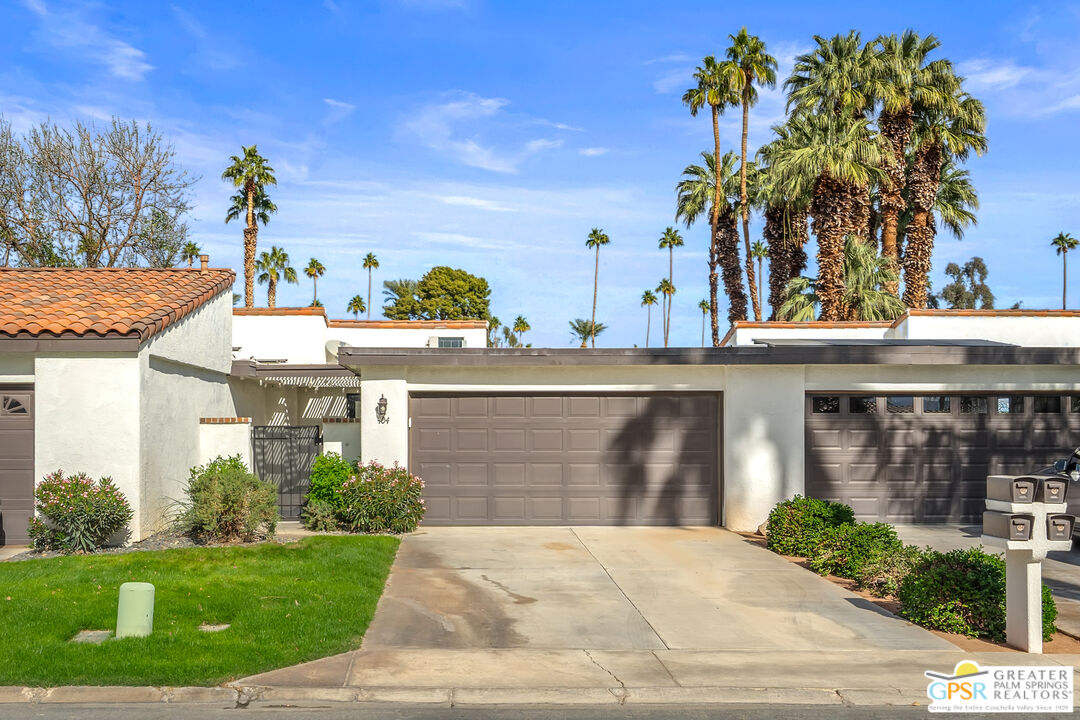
[3,1,1080,347]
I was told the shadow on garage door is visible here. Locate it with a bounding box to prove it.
[410,392,721,526]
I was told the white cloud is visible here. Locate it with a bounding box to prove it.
[430,195,518,212]
[402,92,563,173]
[579,147,610,157]
[323,97,356,124]
[23,1,154,81]
[413,231,510,250]
[644,53,692,65]
[958,59,1035,91]
[653,68,690,94]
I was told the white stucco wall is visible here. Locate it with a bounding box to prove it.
[328,325,487,348]
[360,373,409,467]
[723,325,890,346]
[891,315,1080,347]
[323,422,362,463]
[232,313,330,364]
[198,422,253,468]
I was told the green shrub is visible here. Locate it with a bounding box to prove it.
[808,521,901,579]
[856,544,927,598]
[339,462,425,534]
[177,455,279,542]
[307,453,355,512]
[27,470,133,552]
[301,498,340,532]
[765,495,855,557]
[898,547,1057,641]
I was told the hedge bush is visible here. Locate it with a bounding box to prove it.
[27,470,133,552]
[856,544,927,598]
[898,547,1057,641]
[177,455,278,542]
[765,495,855,557]
[301,498,340,532]
[339,462,425,534]
[808,521,901,579]
[306,453,355,513]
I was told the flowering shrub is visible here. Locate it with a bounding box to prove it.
[27,470,133,553]
[338,462,425,534]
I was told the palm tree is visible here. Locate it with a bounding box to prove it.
[222,146,277,308]
[676,150,746,337]
[362,252,379,320]
[750,240,768,314]
[1052,233,1078,309]
[255,246,297,309]
[585,228,610,348]
[786,31,879,118]
[347,294,366,319]
[779,236,905,321]
[656,278,675,345]
[657,227,684,346]
[903,88,987,308]
[502,325,522,348]
[768,111,884,320]
[180,241,202,267]
[382,278,417,305]
[721,27,777,322]
[569,318,606,348]
[698,299,710,347]
[640,290,657,348]
[755,139,811,319]
[684,55,742,339]
[513,315,530,345]
[304,258,325,306]
[873,31,954,294]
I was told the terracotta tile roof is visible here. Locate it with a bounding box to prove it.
[327,319,488,329]
[720,320,890,346]
[0,267,235,342]
[233,307,326,317]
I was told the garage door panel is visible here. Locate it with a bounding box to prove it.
[412,393,718,525]
[413,396,451,418]
[848,430,879,449]
[0,387,34,546]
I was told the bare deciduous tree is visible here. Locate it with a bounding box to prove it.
[0,116,196,268]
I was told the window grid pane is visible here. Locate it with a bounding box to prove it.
[849,396,877,414]
[960,396,988,415]
[886,396,914,414]
[996,396,1025,414]
[812,396,840,414]
[1034,396,1062,414]
[923,396,951,413]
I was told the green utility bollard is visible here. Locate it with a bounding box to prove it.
[116,582,155,638]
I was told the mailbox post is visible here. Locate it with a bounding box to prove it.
[982,475,1075,653]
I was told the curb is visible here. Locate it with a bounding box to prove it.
[0,685,932,707]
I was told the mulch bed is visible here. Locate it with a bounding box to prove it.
[737,531,1080,654]
[7,530,291,562]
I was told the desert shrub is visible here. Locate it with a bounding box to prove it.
[808,521,902,579]
[339,462,425,534]
[307,453,355,512]
[301,498,341,532]
[856,544,927,598]
[765,495,855,557]
[898,547,1057,641]
[27,470,133,552]
[177,455,278,542]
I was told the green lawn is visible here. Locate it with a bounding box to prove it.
[0,535,399,687]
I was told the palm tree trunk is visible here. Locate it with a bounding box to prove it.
[718,208,747,325]
[244,185,257,308]
[811,174,849,321]
[312,277,318,306]
[902,141,943,309]
[740,94,761,322]
[666,247,673,347]
[878,108,911,296]
[1064,252,1068,310]
[590,244,600,348]
[701,313,705,347]
[367,268,373,320]
[645,306,651,348]
[757,256,763,314]
[268,278,277,309]
[710,105,723,346]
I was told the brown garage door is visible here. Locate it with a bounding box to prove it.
[0,387,34,546]
[410,393,720,525]
[806,393,1080,523]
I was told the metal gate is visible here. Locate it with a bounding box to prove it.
[252,425,322,519]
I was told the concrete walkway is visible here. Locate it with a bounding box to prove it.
[233,526,1077,707]
[894,523,1080,638]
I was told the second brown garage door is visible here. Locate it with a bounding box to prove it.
[410,393,720,525]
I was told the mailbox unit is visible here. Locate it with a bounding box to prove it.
[1047,514,1075,541]
[986,475,1037,503]
[983,511,1035,541]
[1036,478,1068,504]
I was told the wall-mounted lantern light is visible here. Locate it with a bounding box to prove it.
[375,394,389,424]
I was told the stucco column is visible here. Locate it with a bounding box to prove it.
[359,374,409,467]
[722,365,806,531]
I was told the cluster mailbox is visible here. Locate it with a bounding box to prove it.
[987,476,1037,504]
[1047,514,1075,541]
[983,511,1034,541]
[982,475,1073,543]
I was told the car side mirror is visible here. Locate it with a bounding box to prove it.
[1054,460,1068,472]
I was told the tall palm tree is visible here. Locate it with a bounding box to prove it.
[304,257,325,306]
[786,31,879,119]
[180,241,202,267]
[585,228,610,348]
[902,89,987,308]
[768,111,884,320]
[569,318,606,348]
[684,55,742,339]
[750,240,768,313]
[755,139,811,319]
[255,246,297,309]
[658,227,684,347]
[1052,233,1079,310]
[640,290,657,348]
[222,146,277,308]
[873,31,953,294]
[676,150,746,337]
[502,325,522,348]
[362,252,379,320]
[347,294,366,319]
[698,299,710,347]
[382,278,417,304]
[721,27,777,322]
[656,278,675,345]
[779,236,905,321]
[513,315,530,346]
